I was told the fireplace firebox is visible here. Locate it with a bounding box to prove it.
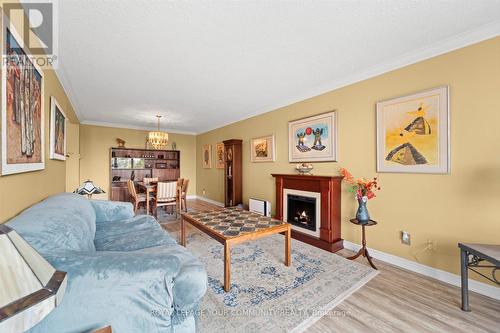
[287,195,316,232]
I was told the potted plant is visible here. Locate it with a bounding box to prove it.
[339,168,380,223]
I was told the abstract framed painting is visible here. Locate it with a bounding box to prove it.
[1,25,44,175]
[250,134,275,162]
[376,86,450,174]
[202,144,212,169]
[215,143,224,169]
[288,111,337,162]
[49,97,67,160]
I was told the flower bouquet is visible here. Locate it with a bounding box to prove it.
[339,168,380,223]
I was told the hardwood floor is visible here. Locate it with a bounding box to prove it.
[158,199,500,333]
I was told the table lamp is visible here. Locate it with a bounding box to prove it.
[74,180,106,199]
[0,225,67,332]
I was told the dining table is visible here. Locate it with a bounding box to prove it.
[137,182,157,215]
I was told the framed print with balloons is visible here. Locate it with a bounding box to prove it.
[288,111,337,162]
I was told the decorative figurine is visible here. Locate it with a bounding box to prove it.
[116,138,126,148]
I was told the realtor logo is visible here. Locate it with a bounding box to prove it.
[2,0,58,68]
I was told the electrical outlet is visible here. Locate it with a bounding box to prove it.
[400,231,411,245]
[202,189,206,195]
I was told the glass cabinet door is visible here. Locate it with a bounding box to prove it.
[132,158,145,169]
[111,158,132,169]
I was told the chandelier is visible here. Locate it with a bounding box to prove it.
[148,115,169,149]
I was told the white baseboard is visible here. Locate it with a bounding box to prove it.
[188,195,225,207]
[343,241,500,301]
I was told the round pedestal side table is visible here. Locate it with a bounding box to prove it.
[347,219,378,270]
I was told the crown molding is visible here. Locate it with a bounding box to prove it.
[80,120,197,135]
[53,65,84,123]
[54,19,500,135]
[198,20,500,135]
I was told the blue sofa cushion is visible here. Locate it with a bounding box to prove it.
[90,200,135,223]
[94,214,160,240]
[94,216,177,251]
[7,193,96,253]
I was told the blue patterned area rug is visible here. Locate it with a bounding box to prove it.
[182,231,378,333]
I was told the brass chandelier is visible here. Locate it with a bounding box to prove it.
[148,115,169,149]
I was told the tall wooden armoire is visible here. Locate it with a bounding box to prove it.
[223,139,242,207]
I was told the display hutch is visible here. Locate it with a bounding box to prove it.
[110,147,180,202]
[223,139,242,207]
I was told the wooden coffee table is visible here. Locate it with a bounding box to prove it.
[180,207,291,292]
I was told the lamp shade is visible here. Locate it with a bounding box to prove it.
[148,130,169,149]
[148,115,169,149]
[0,225,67,332]
[74,180,105,198]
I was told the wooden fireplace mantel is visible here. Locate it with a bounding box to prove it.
[272,174,343,252]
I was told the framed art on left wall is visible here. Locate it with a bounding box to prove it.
[49,97,67,160]
[1,25,44,175]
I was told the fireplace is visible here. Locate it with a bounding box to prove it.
[288,195,316,231]
[272,174,343,252]
[284,190,321,238]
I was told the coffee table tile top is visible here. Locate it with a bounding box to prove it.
[184,207,286,238]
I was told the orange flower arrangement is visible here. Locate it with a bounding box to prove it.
[339,168,381,200]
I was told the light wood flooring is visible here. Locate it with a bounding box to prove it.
[157,199,500,333]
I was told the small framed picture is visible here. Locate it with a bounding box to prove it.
[250,134,275,162]
[376,86,450,174]
[288,111,337,162]
[215,143,225,168]
[202,144,212,168]
[49,96,67,161]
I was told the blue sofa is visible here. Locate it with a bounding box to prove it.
[6,193,207,333]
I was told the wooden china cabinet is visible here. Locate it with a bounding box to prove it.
[223,139,242,207]
[109,147,180,202]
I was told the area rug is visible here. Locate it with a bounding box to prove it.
[177,230,378,333]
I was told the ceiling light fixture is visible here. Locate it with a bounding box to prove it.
[148,115,169,149]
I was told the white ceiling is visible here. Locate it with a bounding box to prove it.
[56,0,500,134]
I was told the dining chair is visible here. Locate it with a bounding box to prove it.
[176,178,184,204]
[154,181,179,218]
[176,178,184,189]
[143,177,158,185]
[180,179,190,212]
[127,180,151,213]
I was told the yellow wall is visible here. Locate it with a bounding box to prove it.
[65,122,80,192]
[79,125,197,199]
[196,37,500,282]
[0,1,79,223]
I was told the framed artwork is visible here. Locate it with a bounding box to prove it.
[202,144,212,168]
[49,97,67,160]
[376,86,450,174]
[288,111,337,162]
[1,25,44,175]
[250,134,275,162]
[215,143,225,169]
